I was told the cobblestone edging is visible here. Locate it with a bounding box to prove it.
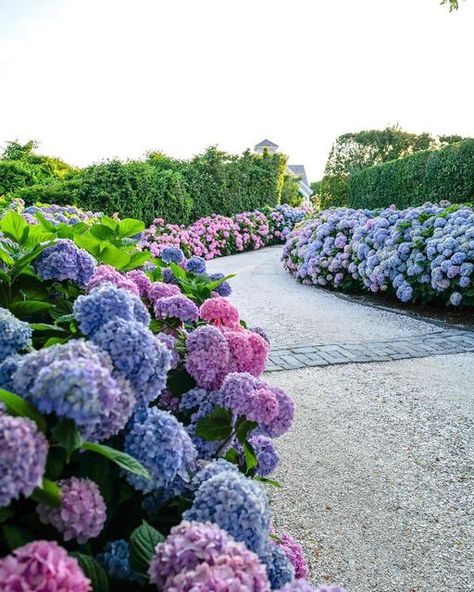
[265,329,474,372]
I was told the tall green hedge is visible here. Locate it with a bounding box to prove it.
[348,139,474,209]
[7,146,286,225]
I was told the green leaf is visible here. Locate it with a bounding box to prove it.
[0,243,14,266]
[254,475,281,487]
[90,224,116,241]
[223,447,240,464]
[10,300,54,315]
[195,405,233,441]
[242,440,258,472]
[0,507,14,524]
[52,418,83,461]
[2,525,35,550]
[99,244,131,269]
[129,521,165,577]
[0,388,47,433]
[0,211,28,244]
[207,274,236,291]
[70,553,109,592]
[169,262,186,279]
[118,218,145,238]
[98,216,119,230]
[235,417,258,445]
[30,479,62,507]
[81,442,152,480]
[73,232,103,257]
[30,322,68,333]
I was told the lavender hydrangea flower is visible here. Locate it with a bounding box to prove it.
[450,291,463,306]
[156,333,180,369]
[184,470,270,558]
[250,326,271,345]
[0,540,91,592]
[161,246,185,264]
[249,435,280,476]
[125,269,152,297]
[74,283,150,336]
[190,459,239,491]
[0,308,32,362]
[162,267,178,284]
[33,239,96,287]
[265,545,295,590]
[209,272,232,297]
[37,477,106,544]
[154,294,199,322]
[92,318,171,405]
[185,325,230,390]
[149,521,270,592]
[96,540,144,583]
[185,256,207,274]
[0,414,48,507]
[86,264,140,295]
[0,354,22,391]
[273,533,308,580]
[124,408,197,493]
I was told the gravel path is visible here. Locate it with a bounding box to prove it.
[208,247,474,592]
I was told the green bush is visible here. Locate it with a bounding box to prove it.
[0,160,39,194]
[348,139,474,209]
[280,173,303,207]
[319,174,349,209]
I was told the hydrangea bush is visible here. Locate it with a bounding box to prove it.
[0,206,343,592]
[282,202,474,307]
[139,204,310,261]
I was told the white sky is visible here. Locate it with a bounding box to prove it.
[0,0,473,182]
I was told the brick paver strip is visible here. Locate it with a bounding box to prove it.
[265,329,474,372]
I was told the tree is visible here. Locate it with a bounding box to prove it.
[441,0,461,10]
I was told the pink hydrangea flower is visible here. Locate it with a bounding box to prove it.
[274,534,308,579]
[0,540,91,592]
[200,297,240,328]
[148,281,181,303]
[86,264,140,296]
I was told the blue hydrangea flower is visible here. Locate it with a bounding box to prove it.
[124,408,197,493]
[73,283,150,336]
[0,308,32,362]
[185,256,206,274]
[33,239,96,286]
[180,387,222,459]
[209,272,232,297]
[0,354,22,391]
[92,318,171,405]
[161,246,184,264]
[96,540,144,583]
[450,291,463,306]
[0,414,48,507]
[184,470,270,558]
[249,435,280,476]
[265,545,295,590]
[190,459,239,491]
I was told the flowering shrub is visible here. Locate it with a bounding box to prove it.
[1,197,102,225]
[282,202,474,306]
[0,205,342,591]
[139,205,310,261]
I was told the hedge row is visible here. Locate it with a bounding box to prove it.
[3,147,287,226]
[348,139,474,209]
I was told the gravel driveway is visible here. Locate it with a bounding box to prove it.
[208,247,474,592]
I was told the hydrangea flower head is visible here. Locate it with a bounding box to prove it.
[222,327,269,377]
[154,295,199,322]
[37,477,106,544]
[97,540,144,583]
[161,246,185,264]
[0,308,32,362]
[185,325,230,390]
[249,435,280,476]
[124,408,197,493]
[126,269,152,297]
[74,282,150,336]
[274,533,308,579]
[148,281,181,303]
[0,414,48,507]
[86,264,140,295]
[184,470,270,557]
[185,256,207,274]
[265,545,294,590]
[0,540,91,592]
[92,318,171,405]
[200,297,240,328]
[33,239,96,286]
[209,272,232,297]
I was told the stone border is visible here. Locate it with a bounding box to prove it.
[265,329,474,372]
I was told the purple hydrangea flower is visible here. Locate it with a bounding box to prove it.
[156,333,180,369]
[149,521,270,592]
[0,308,32,362]
[249,326,271,345]
[124,408,197,493]
[86,265,140,295]
[0,540,91,592]
[209,272,232,297]
[260,387,294,438]
[249,435,280,476]
[0,414,48,507]
[74,283,150,336]
[273,534,308,579]
[125,269,152,297]
[185,325,230,390]
[37,477,106,544]
[33,239,96,287]
[148,281,181,303]
[265,545,294,589]
[161,246,185,264]
[184,470,270,558]
[162,267,178,284]
[185,256,207,274]
[154,295,199,322]
[92,318,171,405]
[0,354,22,391]
[190,459,239,491]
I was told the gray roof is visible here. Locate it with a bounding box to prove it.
[287,164,309,188]
[255,139,279,148]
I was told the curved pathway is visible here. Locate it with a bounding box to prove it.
[208,247,474,592]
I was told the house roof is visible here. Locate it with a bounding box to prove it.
[254,139,279,149]
[287,164,309,188]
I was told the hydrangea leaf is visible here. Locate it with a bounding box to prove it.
[195,405,233,441]
[30,479,62,508]
[129,521,165,577]
[81,442,152,480]
[70,553,109,592]
[0,388,47,433]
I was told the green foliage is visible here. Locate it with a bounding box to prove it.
[129,521,165,577]
[280,173,303,207]
[348,139,474,209]
[441,0,462,10]
[319,175,349,209]
[310,180,321,195]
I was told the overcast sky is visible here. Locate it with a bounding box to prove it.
[0,0,473,181]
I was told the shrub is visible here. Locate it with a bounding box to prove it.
[0,160,40,194]
[280,173,303,207]
[318,174,349,209]
[348,139,474,209]
[282,202,474,307]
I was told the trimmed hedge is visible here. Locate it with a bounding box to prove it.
[348,139,474,209]
[10,147,286,226]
